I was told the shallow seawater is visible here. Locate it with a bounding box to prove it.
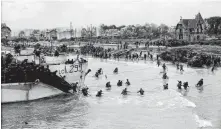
[2,58,221,129]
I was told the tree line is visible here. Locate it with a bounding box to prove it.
[205,16,221,35]
[2,16,220,45]
[99,23,170,39]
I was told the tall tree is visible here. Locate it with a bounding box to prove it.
[18,31,25,37]
[59,44,67,52]
[34,43,41,50]
[159,24,169,35]
[14,45,21,55]
[29,36,38,42]
[205,16,221,35]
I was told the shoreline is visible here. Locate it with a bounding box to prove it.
[3,43,221,68]
[80,45,221,68]
[82,54,208,71]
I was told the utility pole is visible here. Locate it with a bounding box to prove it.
[90,24,92,44]
[70,22,73,51]
[75,28,77,44]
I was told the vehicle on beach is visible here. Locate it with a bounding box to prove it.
[1,49,88,104]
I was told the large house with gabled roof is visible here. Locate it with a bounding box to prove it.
[175,12,207,41]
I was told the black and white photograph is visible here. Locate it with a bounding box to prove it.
[1,0,221,128]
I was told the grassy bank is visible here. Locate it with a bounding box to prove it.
[160,45,221,67]
[168,45,221,55]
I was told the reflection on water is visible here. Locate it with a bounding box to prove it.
[2,58,221,129]
[197,86,204,93]
[2,95,90,129]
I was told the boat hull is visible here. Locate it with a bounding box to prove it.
[1,61,88,104]
[48,63,88,84]
[14,55,88,84]
[45,55,88,85]
[1,54,88,103]
[1,82,67,104]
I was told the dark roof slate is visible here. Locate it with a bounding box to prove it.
[177,12,205,29]
[188,19,197,29]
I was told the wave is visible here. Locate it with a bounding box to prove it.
[102,89,197,109]
[168,90,212,128]
[175,96,196,108]
[159,89,196,108]
[157,101,164,106]
[194,114,213,128]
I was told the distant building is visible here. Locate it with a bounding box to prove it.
[1,23,11,39]
[39,31,46,40]
[57,22,75,40]
[75,28,81,37]
[49,29,58,40]
[175,12,206,41]
[23,29,34,37]
[57,29,73,40]
[44,29,58,40]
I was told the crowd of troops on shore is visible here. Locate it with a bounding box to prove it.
[9,41,221,70]
[80,44,158,62]
[80,44,220,72]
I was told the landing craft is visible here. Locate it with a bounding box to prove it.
[2,52,88,103]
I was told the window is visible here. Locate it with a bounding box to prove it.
[179,34,183,39]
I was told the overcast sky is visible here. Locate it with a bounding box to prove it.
[2,0,221,31]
